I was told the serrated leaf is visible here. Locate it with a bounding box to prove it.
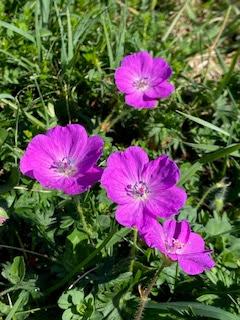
[205,213,232,236]
[2,256,25,284]
[67,229,88,250]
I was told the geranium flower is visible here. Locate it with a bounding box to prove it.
[114,51,174,109]
[142,219,215,275]
[20,124,104,195]
[0,216,8,225]
[101,146,186,230]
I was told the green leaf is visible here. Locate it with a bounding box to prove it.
[62,308,73,320]
[97,215,111,229]
[0,20,35,43]
[146,301,239,320]
[179,162,202,185]
[67,228,88,249]
[205,213,232,236]
[0,301,10,315]
[0,93,15,100]
[0,167,20,194]
[2,256,25,284]
[177,110,230,136]
[105,227,131,250]
[45,229,116,295]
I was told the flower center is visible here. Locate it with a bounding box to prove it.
[50,157,77,177]
[166,238,185,254]
[133,77,150,91]
[126,181,149,200]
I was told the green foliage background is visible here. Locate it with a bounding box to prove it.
[0,0,239,319]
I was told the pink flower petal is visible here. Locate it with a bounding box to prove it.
[182,232,205,254]
[46,124,88,158]
[178,233,215,275]
[142,155,180,190]
[77,135,104,173]
[121,51,153,75]
[141,220,166,253]
[125,91,157,109]
[151,57,172,83]
[144,81,175,99]
[101,168,133,204]
[178,252,215,275]
[115,202,154,229]
[146,186,187,219]
[101,147,149,205]
[114,67,136,94]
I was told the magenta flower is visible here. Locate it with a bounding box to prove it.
[114,51,174,109]
[142,219,215,275]
[101,146,186,230]
[20,124,104,195]
[0,216,8,225]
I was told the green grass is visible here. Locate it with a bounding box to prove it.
[0,0,239,319]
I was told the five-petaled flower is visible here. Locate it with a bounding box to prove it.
[101,146,186,230]
[142,219,215,275]
[20,124,104,195]
[114,51,174,109]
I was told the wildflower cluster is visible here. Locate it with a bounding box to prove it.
[20,51,215,275]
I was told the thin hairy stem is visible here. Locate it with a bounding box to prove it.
[74,197,93,237]
[129,228,138,272]
[134,261,166,320]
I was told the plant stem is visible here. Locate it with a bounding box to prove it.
[196,180,226,211]
[74,197,92,237]
[130,228,138,272]
[0,244,56,262]
[134,261,166,320]
[64,82,71,124]
[99,108,130,132]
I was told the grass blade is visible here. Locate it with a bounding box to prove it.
[162,0,189,42]
[1,98,46,129]
[101,13,114,68]
[180,143,240,185]
[67,7,73,62]
[146,301,239,320]
[216,47,240,96]
[53,0,67,65]
[199,143,240,163]
[115,4,127,66]
[39,0,51,27]
[177,110,230,136]
[0,20,35,43]
[6,291,29,320]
